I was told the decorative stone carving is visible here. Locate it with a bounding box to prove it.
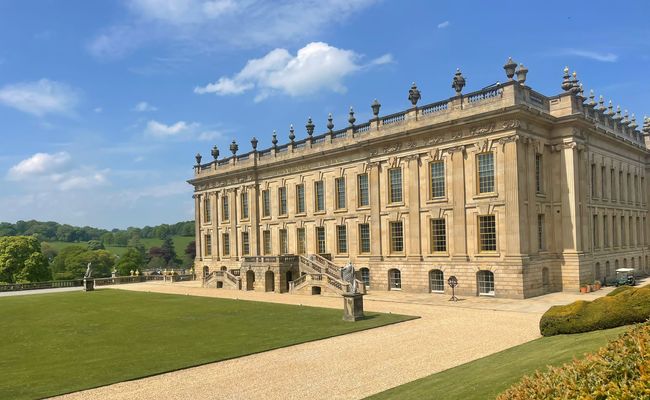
[469,123,495,136]
[501,120,521,129]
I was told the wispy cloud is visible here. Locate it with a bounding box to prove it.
[7,152,71,179]
[562,49,618,62]
[194,42,391,102]
[437,20,450,29]
[133,101,158,112]
[0,79,80,116]
[144,119,222,141]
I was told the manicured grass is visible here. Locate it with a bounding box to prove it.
[0,289,414,399]
[367,325,629,400]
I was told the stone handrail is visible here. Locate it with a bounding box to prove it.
[0,279,83,292]
[420,99,449,115]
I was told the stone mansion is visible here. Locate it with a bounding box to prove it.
[188,59,650,299]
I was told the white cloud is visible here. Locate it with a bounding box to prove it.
[195,42,390,101]
[94,107,103,113]
[0,79,79,116]
[145,120,198,137]
[133,101,158,112]
[89,0,378,59]
[563,49,618,62]
[7,152,71,180]
[437,20,450,29]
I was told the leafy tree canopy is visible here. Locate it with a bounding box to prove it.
[0,236,51,283]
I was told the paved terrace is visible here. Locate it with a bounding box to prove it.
[53,280,644,400]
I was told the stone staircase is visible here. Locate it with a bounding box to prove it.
[292,254,366,295]
[203,270,241,290]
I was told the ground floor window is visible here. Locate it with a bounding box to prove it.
[477,270,495,295]
[360,267,370,288]
[388,269,401,290]
[429,269,444,292]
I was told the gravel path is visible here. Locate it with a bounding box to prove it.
[51,283,551,400]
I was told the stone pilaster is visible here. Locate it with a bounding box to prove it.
[405,154,422,260]
[193,194,202,261]
[368,162,382,261]
[448,146,468,261]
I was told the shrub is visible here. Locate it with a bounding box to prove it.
[540,286,650,336]
[497,322,650,400]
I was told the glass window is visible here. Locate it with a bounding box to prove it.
[627,173,632,202]
[222,233,230,256]
[262,190,271,217]
[279,229,288,254]
[430,161,445,198]
[316,226,326,254]
[603,215,609,248]
[388,269,401,290]
[360,268,370,288]
[297,228,306,255]
[613,216,618,247]
[591,164,597,197]
[601,166,606,199]
[204,196,211,223]
[629,216,634,246]
[592,215,599,249]
[357,174,369,207]
[278,187,287,216]
[263,230,271,255]
[478,215,497,252]
[535,154,543,194]
[538,214,545,250]
[359,223,370,253]
[314,181,325,212]
[621,216,626,246]
[222,196,229,221]
[336,225,347,253]
[296,184,305,214]
[429,269,444,292]
[241,232,250,255]
[390,221,404,252]
[241,192,249,219]
[477,270,495,295]
[389,168,403,203]
[204,234,212,256]
[477,153,495,194]
[430,218,446,252]
[335,177,346,209]
[611,169,616,200]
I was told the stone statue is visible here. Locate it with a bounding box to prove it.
[84,262,93,279]
[340,261,357,294]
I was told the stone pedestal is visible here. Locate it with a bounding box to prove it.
[342,293,364,322]
[83,278,94,292]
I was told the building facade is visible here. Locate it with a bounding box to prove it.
[188,61,650,299]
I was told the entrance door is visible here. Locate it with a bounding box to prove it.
[285,271,293,292]
[265,271,275,292]
[246,270,255,291]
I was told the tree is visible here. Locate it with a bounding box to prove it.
[0,236,51,283]
[87,240,104,250]
[184,241,196,260]
[64,250,114,278]
[51,245,86,280]
[160,235,179,266]
[40,242,58,262]
[127,235,146,258]
[115,247,144,276]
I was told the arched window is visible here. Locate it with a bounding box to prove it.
[605,261,611,278]
[388,269,401,290]
[360,268,370,288]
[429,269,444,292]
[594,262,601,282]
[477,270,495,296]
[623,258,628,268]
[631,258,635,268]
[615,259,619,269]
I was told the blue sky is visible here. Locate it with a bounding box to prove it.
[0,0,648,229]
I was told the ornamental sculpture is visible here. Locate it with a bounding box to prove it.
[340,261,357,294]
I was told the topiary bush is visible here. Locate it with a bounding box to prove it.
[497,322,650,400]
[540,286,650,336]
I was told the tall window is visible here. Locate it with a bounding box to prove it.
[477,270,495,295]
[278,187,287,216]
[222,196,229,221]
[297,228,306,255]
[429,269,444,292]
[241,232,250,255]
[359,223,370,253]
[611,169,616,200]
[296,184,305,214]
[601,166,607,199]
[314,181,325,212]
[204,196,212,223]
[634,175,639,203]
[388,269,401,290]
[591,164,597,197]
[619,171,623,201]
[535,154,543,194]
[430,161,445,198]
[642,177,645,204]
[593,215,599,250]
[389,221,404,252]
[357,174,369,207]
[335,177,346,209]
[478,215,497,252]
[336,225,347,253]
[430,218,447,253]
[316,226,326,253]
[613,216,619,247]
[262,230,271,255]
[204,234,212,256]
[627,173,632,202]
[240,192,249,220]
[637,217,641,247]
[621,216,626,246]
[360,268,370,288]
[603,215,609,248]
[222,233,230,256]
[262,190,271,217]
[537,214,545,251]
[388,168,403,203]
[279,229,288,254]
[477,153,495,194]
[629,216,634,246]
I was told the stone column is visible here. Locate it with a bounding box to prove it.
[250,185,260,256]
[501,135,524,257]
[448,146,468,260]
[405,155,422,260]
[212,191,220,260]
[230,188,239,260]
[194,194,202,262]
[368,162,382,261]
[558,142,581,251]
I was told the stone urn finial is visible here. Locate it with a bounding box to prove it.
[195,152,202,165]
[229,140,238,156]
[348,107,356,126]
[642,116,650,134]
[629,114,638,130]
[516,63,528,85]
[211,145,219,160]
[570,71,580,95]
[561,66,572,91]
[250,136,258,151]
[408,82,421,106]
[606,100,614,115]
[587,89,595,106]
[598,95,605,111]
[613,105,623,121]
[272,130,278,149]
[503,57,517,80]
[305,117,315,138]
[327,113,334,132]
[452,69,466,95]
[289,124,295,144]
[371,99,381,118]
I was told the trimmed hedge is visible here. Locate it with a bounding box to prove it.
[497,322,650,400]
[540,286,650,336]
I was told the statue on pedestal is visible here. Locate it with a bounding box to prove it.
[340,261,364,321]
[340,261,357,294]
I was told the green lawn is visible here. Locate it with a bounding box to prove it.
[0,289,414,400]
[367,325,629,400]
[44,235,195,259]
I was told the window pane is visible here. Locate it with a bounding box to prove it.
[535,154,543,193]
[316,227,326,253]
[263,230,271,255]
[296,184,305,214]
[430,161,445,198]
[478,215,496,251]
[279,229,288,254]
[361,268,370,287]
[279,187,287,215]
[222,233,230,256]
[477,153,495,193]
[389,168,403,203]
[389,269,401,289]
[204,197,211,222]
[359,223,370,253]
[390,221,404,252]
[336,225,347,253]
[358,174,369,207]
[222,196,229,221]
[335,178,346,209]
[429,270,444,292]
[241,192,249,219]
[430,218,446,252]
[262,190,270,217]
[477,270,494,295]
[315,181,325,212]
[242,232,249,255]
[204,234,212,256]
[537,214,545,250]
[297,228,306,254]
